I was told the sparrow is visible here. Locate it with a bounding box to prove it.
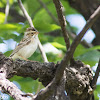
[10,27,39,60]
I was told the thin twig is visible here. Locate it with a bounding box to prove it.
[37,0,59,25]
[34,5,100,100]
[69,6,100,56]
[81,39,93,48]
[4,0,9,24]
[69,31,93,48]
[91,59,100,89]
[17,0,33,27]
[38,40,48,62]
[53,0,70,50]
[67,22,93,48]
[17,0,48,62]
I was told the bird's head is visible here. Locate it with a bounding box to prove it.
[24,27,39,38]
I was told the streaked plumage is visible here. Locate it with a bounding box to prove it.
[10,27,39,60]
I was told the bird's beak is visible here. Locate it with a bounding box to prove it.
[35,31,39,34]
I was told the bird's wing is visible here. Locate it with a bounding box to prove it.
[10,37,31,57]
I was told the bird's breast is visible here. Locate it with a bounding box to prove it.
[18,38,38,58]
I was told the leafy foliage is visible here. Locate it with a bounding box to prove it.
[0,0,100,99]
[94,85,100,100]
[0,12,5,23]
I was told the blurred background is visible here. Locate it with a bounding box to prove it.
[0,0,100,99]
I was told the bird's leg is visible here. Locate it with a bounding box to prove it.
[19,55,29,61]
[19,55,36,62]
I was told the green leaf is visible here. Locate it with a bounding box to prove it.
[0,0,13,7]
[0,37,3,43]
[0,0,5,7]
[23,0,40,15]
[54,37,66,46]
[29,51,43,62]
[4,50,12,57]
[39,34,55,44]
[33,9,60,32]
[9,0,13,5]
[46,53,64,63]
[88,45,100,51]
[62,1,78,15]
[0,12,5,23]
[94,90,99,100]
[76,50,100,66]
[10,76,44,93]
[51,42,66,50]
[95,85,100,94]
[74,44,87,57]
[74,45,100,66]
[0,23,23,40]
[0,23,22,32]
[74,45,100,57]
[94,85,100,100]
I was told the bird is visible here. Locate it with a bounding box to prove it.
[9,27,39,60]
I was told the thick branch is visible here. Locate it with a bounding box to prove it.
[0,52,93,100]
[1,1,99,100]
[13,59,56,86]
[0,53,31,100]
[0,78,30,100]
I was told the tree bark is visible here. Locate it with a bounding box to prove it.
[0,52,93,100]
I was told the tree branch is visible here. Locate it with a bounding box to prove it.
[0,52,93,100]
[67,0,100,46]
[69,6,100,56]
[38,40,49,63]
[1,1,99,100]
[0,53,31,100]
[66,22,93,48]
[0,78,30,100]
[17,0,33,27]
[13,59,56,86]
[4,0,10,24]
[56,5,100,82]
[17,0,48,62]
[53,0,70,50]
[91,59,100,89]
[34,4,100,100]
[38,0,93,49]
